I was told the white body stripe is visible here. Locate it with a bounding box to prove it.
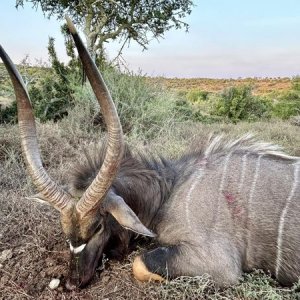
[208,153,232,228]
[275,163,300,277]
[70,243,87,254]
[238,153,249,193]
[216,153,232,214]
[219,153,232,195]
[245,155,262,262]
[186,170,205,230]
[248,155,262,207]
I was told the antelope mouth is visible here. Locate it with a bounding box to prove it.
[78,258,102,289]
[66,243,106,290]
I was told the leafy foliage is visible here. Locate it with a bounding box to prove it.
[16,0,194,60]
[30,37,76,122]
[0,100,17,123]
[69,67,181,139]
[0,38,76,123]
[212,86,271,122]
[186,89,210,103]
[174,98,218,123]
[272,91,300,119]
[292,76,300,91]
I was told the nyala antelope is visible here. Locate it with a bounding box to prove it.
[1,17,300,289]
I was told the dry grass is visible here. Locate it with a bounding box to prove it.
[1,119,300,299]
[290,116,300,127]
[149,77,292,95]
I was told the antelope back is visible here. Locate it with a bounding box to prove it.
[156,137,300,285]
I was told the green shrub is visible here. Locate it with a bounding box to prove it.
[271,90,300,119]
[66,67,181,139]
[0,38,77,124]
[29,74,75,122]
[186,89,210,103]
[292,76,300,91]
[174,99,194,120]
[0,101,17,124]
[0,66,16,123]
[174,98,219,123]
[212,85,271,122]
[0,72,75,124]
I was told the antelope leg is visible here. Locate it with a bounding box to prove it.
[133,246,179,281]
[133,244,242,286]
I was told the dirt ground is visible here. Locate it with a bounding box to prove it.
[1,121,300,299]
[0,137,163,300]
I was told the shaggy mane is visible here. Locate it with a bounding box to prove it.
[71,141,174,193]
[203,133,299,161]
[71,133,299,194]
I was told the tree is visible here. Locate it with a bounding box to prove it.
[16,0,194,61]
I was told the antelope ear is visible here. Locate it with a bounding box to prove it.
[104,192,156,238]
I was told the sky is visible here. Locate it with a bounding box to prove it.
[1,0,300,78]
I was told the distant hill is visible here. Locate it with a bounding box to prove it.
[148,77,292,95]
[0,62,294,105]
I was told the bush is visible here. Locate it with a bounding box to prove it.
[0,38,77,124]
[174,98,219,123]
[212,85,271,122]
[0,71,75,123]
[0,65,16,123]
[65,67,181,139]
[292,76,300,91]
[29,74,75,122]
[186,89,210,103]
[0,101,17,124]
[271,90,300,119]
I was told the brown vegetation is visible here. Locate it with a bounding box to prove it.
[1,120,300,299]
[149,77,292,95]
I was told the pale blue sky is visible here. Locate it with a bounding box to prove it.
[1,0,300,78]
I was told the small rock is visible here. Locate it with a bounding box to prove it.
[102,275,110,284]
[49,278,60,290]
[40,271,46,278]
[0,249,13,263]
[0,275,9,285]
[45,257,55,267]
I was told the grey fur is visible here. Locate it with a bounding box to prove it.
[72,134,300,286]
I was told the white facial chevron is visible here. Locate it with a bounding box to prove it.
[69,243,87,254]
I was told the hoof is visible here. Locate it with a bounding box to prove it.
[132,256,164,282]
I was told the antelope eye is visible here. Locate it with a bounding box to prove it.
[95,222,103,234]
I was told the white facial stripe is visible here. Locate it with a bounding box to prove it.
[69,243,87,254]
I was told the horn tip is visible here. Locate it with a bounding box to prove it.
[65,16,77,34]
[0,44,6,59]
